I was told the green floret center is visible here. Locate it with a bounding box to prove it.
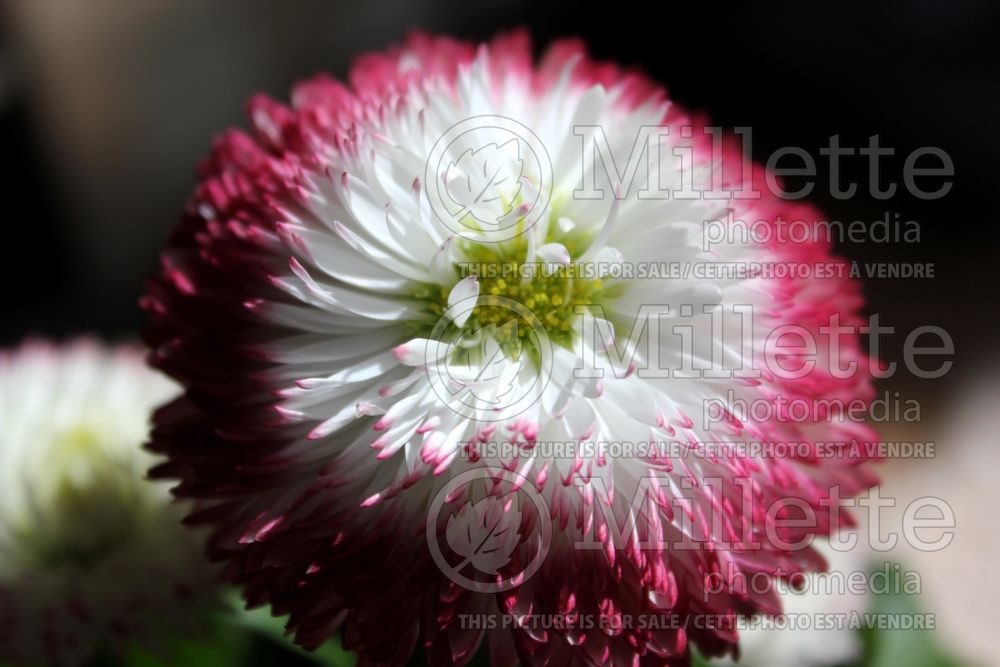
[413,231,625,365]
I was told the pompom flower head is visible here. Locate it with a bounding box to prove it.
[0,340,218,665]
[145,32,878,666]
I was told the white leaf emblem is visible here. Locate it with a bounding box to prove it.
[446,322,523,405]
[444,139,524,226]
[445,494,522,575]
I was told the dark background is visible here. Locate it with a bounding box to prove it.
[1,0,997,405]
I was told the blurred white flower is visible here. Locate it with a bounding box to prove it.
[0,340,217,666]
[717,541,870,667]
[874,367,1000,665]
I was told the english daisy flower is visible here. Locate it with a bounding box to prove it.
[144,32,878,666]
[0,340,217,666]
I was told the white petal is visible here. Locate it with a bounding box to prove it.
[446,275,480,328]
[536,242,571,267]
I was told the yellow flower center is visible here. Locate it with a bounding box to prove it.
[415,232,625,365]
